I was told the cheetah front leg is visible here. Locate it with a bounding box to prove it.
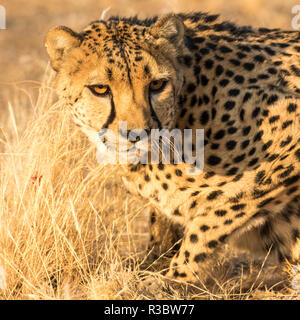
[164,209,259,283]
[145,209,184,268]
[232,199,300,264]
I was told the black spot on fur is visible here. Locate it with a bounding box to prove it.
[190,234,198,243]
[207,240,218,248]
[207,190,223,200]
[215,210,227,216]
[194,253,207,262]
[207,155,222,166]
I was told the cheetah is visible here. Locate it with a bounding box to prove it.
[46,12,300,283]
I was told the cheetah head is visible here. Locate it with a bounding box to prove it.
[45,14,185,163]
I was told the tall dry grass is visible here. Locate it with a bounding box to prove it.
[0,67,150,299]
[0,67,299,300]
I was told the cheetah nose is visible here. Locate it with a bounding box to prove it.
[119,129,151,142]
[129,129,151,144]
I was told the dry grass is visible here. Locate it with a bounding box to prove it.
[0,67,149,299]
[0,0,300,300]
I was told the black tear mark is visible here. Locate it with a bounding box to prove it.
[101,95,116,129]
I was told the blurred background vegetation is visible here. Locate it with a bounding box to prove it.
[0,0,298,83]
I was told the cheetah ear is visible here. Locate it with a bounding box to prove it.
[45,26,82,72]
[150,14,185,44]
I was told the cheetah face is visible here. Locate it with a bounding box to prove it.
[46,15,185,164]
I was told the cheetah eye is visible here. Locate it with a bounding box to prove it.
[149,79,168,93]
[87,85,110,97]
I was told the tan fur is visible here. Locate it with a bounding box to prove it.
[46,12,300,283]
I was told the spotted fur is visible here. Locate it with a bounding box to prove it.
[46,12,300,282]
